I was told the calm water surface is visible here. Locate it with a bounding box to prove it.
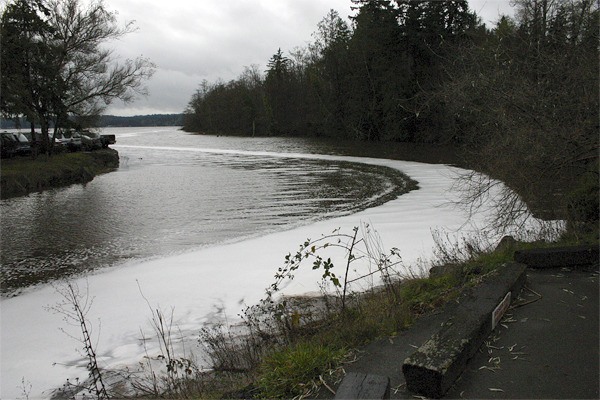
[0,127,411,296]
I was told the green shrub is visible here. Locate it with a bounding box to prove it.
[256,342,345,399]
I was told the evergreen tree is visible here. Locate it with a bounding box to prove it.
[264,48,292,134]
[309,9,352,136]
[346,0,409,140]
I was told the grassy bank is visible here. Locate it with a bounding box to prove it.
[207,241,536,398]
[0,149,119,199]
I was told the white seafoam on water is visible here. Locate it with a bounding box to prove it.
[0,149,554,399]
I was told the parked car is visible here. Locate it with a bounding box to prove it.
[80,130,103,150]
[12,132,32,156]
[21,131,34,143]
[1,131,18,158]
[62,130,83,152]
[1,131,31,157]
[48,132,69,152]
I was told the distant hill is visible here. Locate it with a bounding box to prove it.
[1,114,184,129]
[99,114,184,127]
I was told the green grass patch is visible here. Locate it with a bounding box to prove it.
[0,149,118,198]
[251,234,598,398]
[256,342,346,399]
[399,274,460,314]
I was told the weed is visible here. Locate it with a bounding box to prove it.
[199,324,265,373]
[46,281,108,399]
[18,377,32,400]
[248,223,404,338]
[132,282,201,398]
[399,275,460,315]
[195,224,414,398]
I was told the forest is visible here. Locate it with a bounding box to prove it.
[183,0,598,227]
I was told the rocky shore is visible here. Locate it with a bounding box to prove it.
[0,148,119,199]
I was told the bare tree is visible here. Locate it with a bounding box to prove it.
[430,0,598,233]
[48,0,155,122]
[0,0,155,153]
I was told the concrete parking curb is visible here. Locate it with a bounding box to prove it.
[401,263,527,398]
[514,245,599,269]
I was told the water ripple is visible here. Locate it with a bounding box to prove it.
[0,129,412,296]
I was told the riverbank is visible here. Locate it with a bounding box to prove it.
[1,132,595,399]
[0,149,119,199]
[304,138,583,222]
[0,136,573,221]
[0,155,520,399]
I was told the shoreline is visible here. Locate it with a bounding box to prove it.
[0,136,563,221]
[0,149,120,199]
[0,156,514,400]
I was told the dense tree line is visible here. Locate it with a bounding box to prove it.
[184,0,598,227]
[0,0,154,154]
[183,0,483,140]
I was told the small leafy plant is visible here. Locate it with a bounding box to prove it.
[237,222,407,360]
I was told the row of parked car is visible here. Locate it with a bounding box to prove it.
[0,129,116,158]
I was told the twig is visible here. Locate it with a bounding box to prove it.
[319,375,336,395]
[509,285,542,309]
[392,382,406,394]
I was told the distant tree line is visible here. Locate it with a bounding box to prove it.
[99,114,184,127]
[1,114,183,129]
[183,0,597,143]
[184,0,598,227]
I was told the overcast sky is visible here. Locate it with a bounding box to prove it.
[103,0,515,116]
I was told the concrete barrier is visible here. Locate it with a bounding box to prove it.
[514,245,599,269]
[402,263,527,398]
